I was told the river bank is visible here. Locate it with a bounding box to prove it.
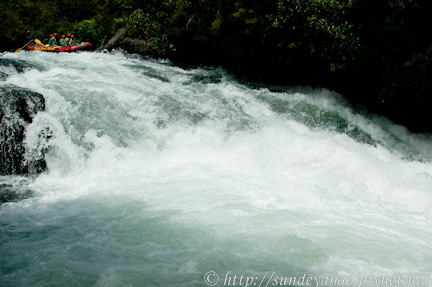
[103,29,432,134]
[2,1,431,134]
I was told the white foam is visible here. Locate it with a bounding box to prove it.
[1,51,431,286]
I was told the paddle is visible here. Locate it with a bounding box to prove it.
[15,39,34,52]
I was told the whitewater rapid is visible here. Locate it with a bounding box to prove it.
[1,51,431,287]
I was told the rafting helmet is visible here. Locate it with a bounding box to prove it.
[54,33,57,36]
[50,34,53,37]
[71,35,74,38]
[61,35,65,38]
[67,33,71,36]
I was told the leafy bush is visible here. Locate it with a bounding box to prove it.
[126,9,171,55]
[1,0,431,130]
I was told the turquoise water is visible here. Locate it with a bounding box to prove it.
[1,51,432,287]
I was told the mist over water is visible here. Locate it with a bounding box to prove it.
[1,51,432,287]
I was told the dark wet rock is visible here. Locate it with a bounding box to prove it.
[119,38,151,55]
[0,58,43,73]
[101,28,151,56]
[0,86,46,175]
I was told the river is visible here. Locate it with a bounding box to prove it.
[1,51,431,287]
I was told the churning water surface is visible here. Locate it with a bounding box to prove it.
[0,51,431,287]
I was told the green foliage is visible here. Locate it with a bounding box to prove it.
[1,0,431,130]
[272,0,359,71]
[0,0,47,50]
[75,19,98,43]
[126,8,170,55]
[0,0,122,51]
[75,13,113,45]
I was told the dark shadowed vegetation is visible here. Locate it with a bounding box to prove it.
[1,0,431,131]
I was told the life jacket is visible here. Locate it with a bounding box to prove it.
[25,34,34,44]
[60,38,66,47]
[48,37,57,45]
[71,39,77,45]
[65,37,70,45]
